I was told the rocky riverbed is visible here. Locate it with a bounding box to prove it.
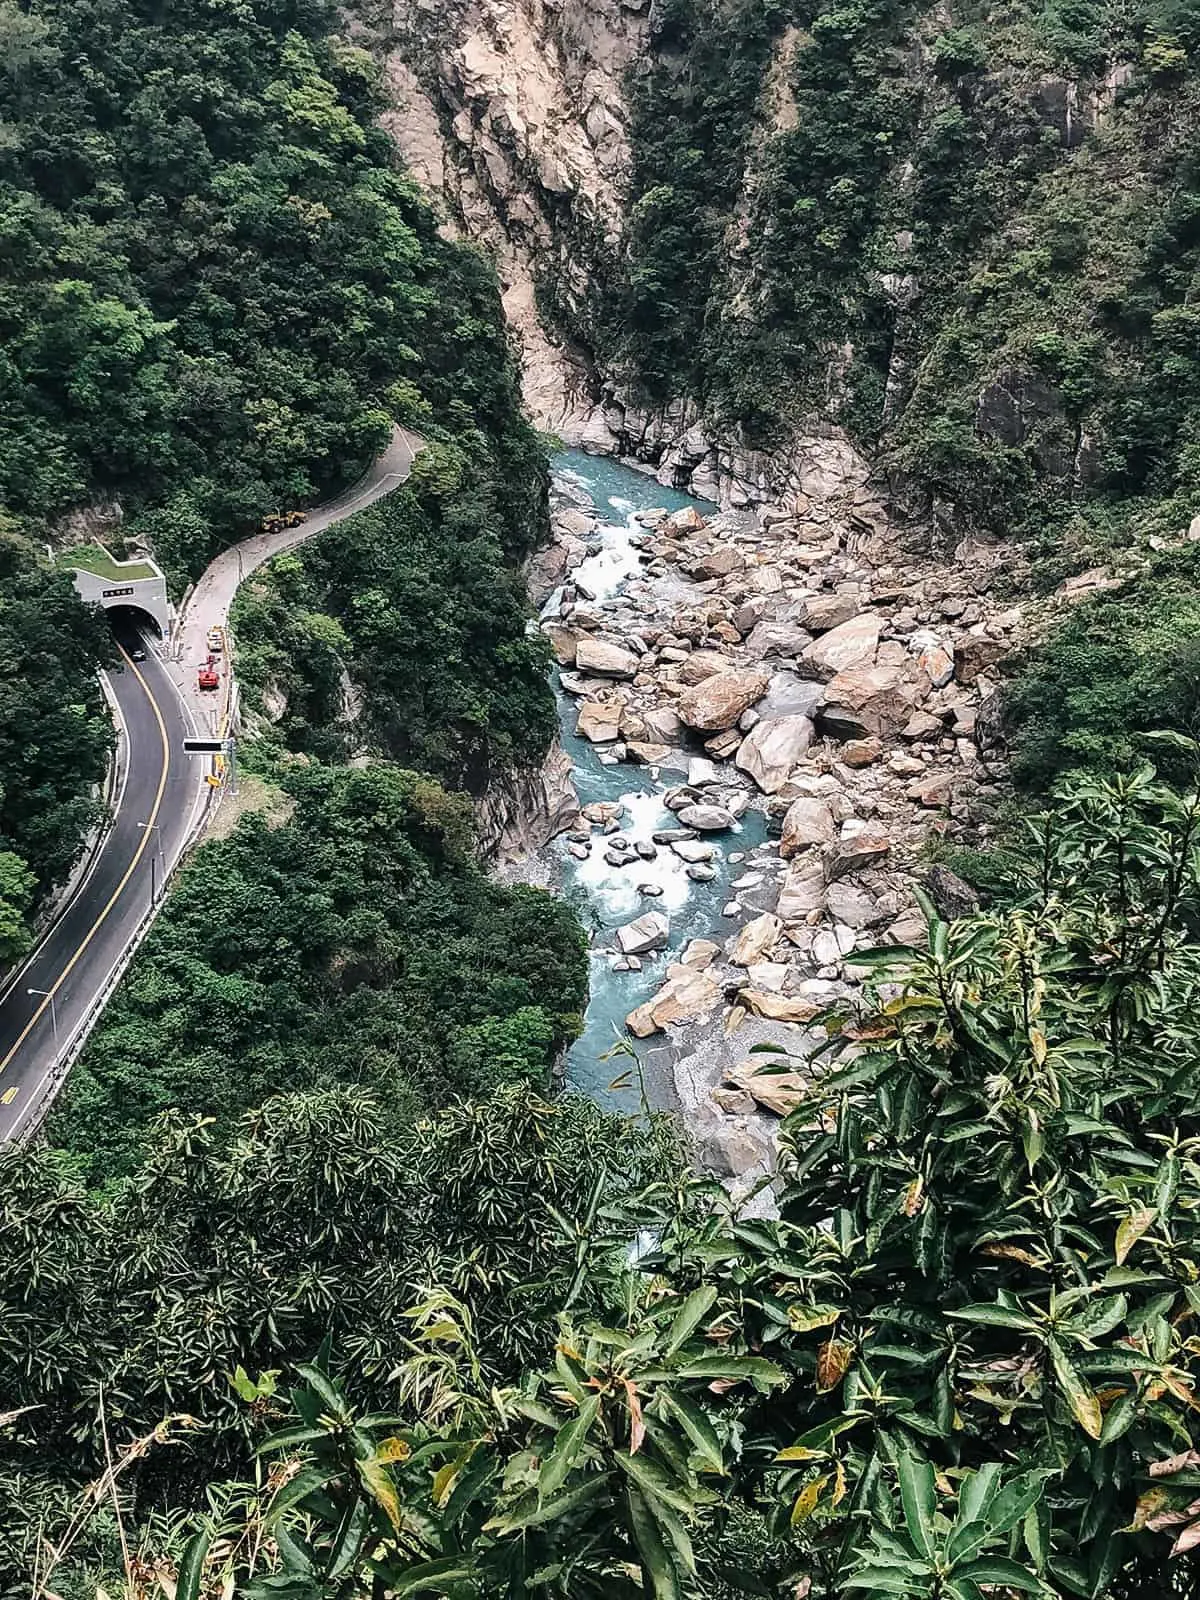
[526,447,1025,1199]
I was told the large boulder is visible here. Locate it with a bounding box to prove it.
[797,592,863,633]
[744,620,811,659]
[543,624,579,665]
[576,700,622,742]
[819,662,929,740]
[776,859,827,923]
[761,671,826,720]
[799,612,881,680]
[734,714,814,793]
[824,831,891,881]
[575,637,640,679]
[780,797,836,857]
[690,547,745,580]
[738,989,822,1024]
[616,911,670,955]
[678,668,769,732]
[726,1056,808,1115]
[626,964,720,1037]
[954,635,1007,685]
[678,648,734,685]
[640,705,685,744]
[730,911,782,967]
[678,803,737,832]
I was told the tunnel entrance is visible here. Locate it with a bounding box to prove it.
[69,554,173,638]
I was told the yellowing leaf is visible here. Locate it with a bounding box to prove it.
[1048,1337,1102,1440]
[788,1305,841,1333]
[774,1445,825,1462]
[357,1455,403,1531]
[1116,1207,1157,1266]
[832,1459,847,1507]
[980,1244,1046,1270]
[816,1340,853,1393]
[790,1475,829,1526]
[376,1435,410,1464]
[432,1460,460,1509]
[1030,1027,1047,1065]
[901,1177,925,1217]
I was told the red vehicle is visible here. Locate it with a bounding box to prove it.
[197,656,219,692]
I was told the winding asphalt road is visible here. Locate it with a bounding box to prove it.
[0,427,420,1142]
[0,618,203,1140]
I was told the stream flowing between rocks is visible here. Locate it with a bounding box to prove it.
[530,444,1013,1186]
[547,451,769,1113]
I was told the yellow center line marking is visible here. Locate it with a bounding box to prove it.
[0,641,171,1078]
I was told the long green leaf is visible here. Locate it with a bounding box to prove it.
[539,1394,600,1499]
[947,1304,1040,1331]
[956,1555,1043,1591]
[626,1485,682,1600]
[614,1450,697,1516]
[897,1453,936,1559]
[987,1472,1050,1536]
[175,1526,213,1600]
[660,1390,725,1475]
[677,1354,785,1389]
[664,1287,718,1357]
[268,1465,333,1524]
[392,1557,474,1596]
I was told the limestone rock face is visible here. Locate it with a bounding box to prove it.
[799,612,882,679]
[734,714,814,793]
[575,637,640,678]
[677,668,769,731]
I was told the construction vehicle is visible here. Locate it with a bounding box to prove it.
[207,626,223,652]
[198,656,219,692]
[260,509,308,535]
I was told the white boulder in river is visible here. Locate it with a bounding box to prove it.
[678,802,736,831]
[574,637,640,679]
[616,911,670,955]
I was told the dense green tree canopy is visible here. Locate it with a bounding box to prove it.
[49,760,587,1182]
[0,0,541,573]
[0,527,111,926]
[0,1085,684,1591]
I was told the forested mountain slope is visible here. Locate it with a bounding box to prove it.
[0,0,557,952]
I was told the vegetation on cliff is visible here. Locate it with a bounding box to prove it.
[0,0,555,944]
[15,760,1200,1597]
[49,761,587,1183]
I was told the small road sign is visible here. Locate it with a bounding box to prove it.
[183,738,226,754]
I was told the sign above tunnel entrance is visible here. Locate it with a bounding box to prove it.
[102,585,136,598]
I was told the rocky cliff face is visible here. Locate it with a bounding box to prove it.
[377,0,895,514]
[375,0,1200,561]
[380,0,642,435]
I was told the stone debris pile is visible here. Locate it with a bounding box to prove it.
[539,467,1020,1188]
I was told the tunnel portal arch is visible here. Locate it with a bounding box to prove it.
[68,555,173,638]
